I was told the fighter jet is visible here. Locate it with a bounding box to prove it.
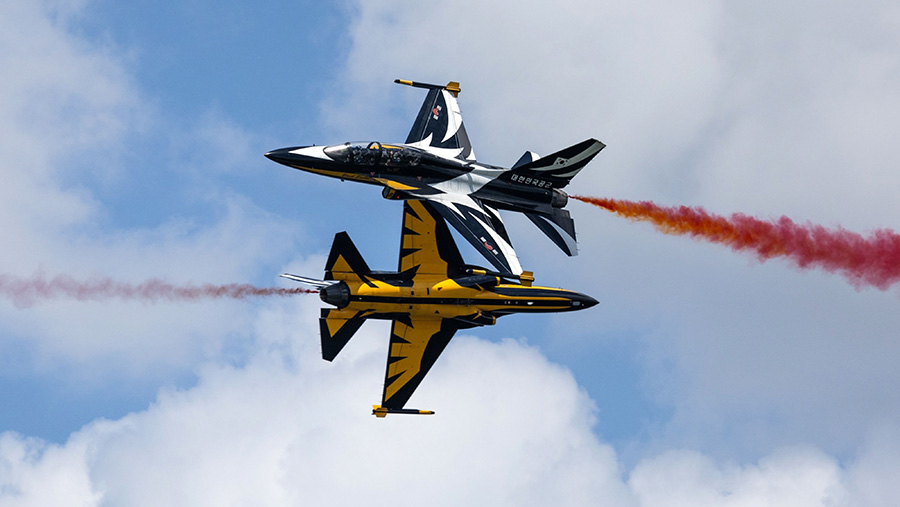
[281,200,597,417]
[266,79,605,275]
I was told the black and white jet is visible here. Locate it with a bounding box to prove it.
[265,79,605,275]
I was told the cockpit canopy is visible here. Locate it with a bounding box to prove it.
[323,142,420,166]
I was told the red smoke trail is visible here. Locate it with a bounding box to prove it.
[571,195,900,291]
[0,274,315,308]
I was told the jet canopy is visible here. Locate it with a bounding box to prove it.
[323,142,421,166]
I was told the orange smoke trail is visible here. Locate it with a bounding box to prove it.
[571,195,900,290]
[0,274,315,308]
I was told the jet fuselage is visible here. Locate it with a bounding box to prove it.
[319,270,597,327]
[264,142,569,215]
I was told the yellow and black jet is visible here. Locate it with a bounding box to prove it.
[282,200,597,417]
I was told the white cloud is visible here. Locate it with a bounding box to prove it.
[1,197,302,376]
[0,0,307,381]
[0,432,98,507]
[844,425,900,506]
[2,303,898,506]
[338,0,900,224]
[5,299,632,506]
[629,446,847,507]
[330,0,900,465]
[0,0,135,264]
[334,0,726,197]
[693,2,900,227]
[4,0,900,504]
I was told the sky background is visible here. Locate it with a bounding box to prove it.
[2,0,900,504]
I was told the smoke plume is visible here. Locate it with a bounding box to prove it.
[0,274,315,308]
[572,195,900,291]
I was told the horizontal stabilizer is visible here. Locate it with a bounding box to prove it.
[320,309,366,361]
[525,209,578,256]
[372,405,435,418]
[506,139,604,189]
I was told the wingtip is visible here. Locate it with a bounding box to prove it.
[519,271,534,287]
[371,405,435,417]
[393,79,460,96]
[589,138,606,151]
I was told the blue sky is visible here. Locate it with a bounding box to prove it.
[3,0,900,504]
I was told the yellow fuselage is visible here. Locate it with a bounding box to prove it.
[325,274,593,321]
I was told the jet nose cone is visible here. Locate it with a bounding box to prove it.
[265,145,335,169]
[264,147,299,166]
[574,293,599,310]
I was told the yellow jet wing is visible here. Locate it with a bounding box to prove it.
[398,200,465,277]
[378,316,460,413]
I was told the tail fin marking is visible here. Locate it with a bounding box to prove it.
[506,139,604,189]
[395,79,475,161]
[325,232,373,283]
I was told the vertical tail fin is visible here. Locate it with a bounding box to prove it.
[395,79,475,161]
[325,232,372,282]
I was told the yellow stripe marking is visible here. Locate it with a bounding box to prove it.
[376,178,420,191]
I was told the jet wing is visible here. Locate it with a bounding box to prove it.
[372,200,478,416]
[398,199,465,277]
[424,194,523,275]
[377,316,461,414]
